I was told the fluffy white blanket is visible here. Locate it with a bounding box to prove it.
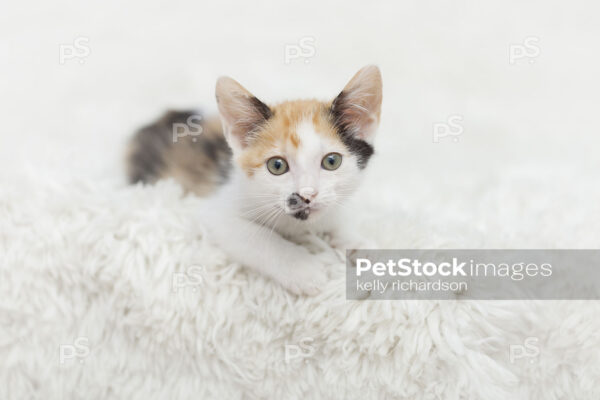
[1,162,599,399]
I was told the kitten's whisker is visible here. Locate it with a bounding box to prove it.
[238,203,278,219]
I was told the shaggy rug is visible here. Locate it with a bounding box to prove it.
[1,159,599,399]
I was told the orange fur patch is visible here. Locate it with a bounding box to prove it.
[238,100,340,176]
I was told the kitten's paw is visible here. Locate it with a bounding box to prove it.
[277,258,328,296]
[330,234,377,252]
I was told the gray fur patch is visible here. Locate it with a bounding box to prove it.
[126,110,232,196]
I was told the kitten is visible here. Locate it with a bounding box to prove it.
[127,66,382,295]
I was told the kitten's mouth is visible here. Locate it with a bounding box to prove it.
[289,205,323,220]
[285,203,313,220]
[292,208,310,220]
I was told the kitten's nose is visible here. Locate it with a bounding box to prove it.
[299,187,318,202]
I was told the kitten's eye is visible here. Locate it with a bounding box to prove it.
[266,157,289,175]
[321,153,342,171]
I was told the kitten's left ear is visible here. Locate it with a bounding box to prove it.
[330,65,382,143]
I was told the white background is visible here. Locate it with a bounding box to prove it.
[2,0,599,178]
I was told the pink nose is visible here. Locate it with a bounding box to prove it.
[299,187,318,201]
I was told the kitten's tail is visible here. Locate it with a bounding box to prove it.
[126,110,232,195]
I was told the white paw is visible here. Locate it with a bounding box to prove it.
[330,234,377,252]
[277,257,328,296]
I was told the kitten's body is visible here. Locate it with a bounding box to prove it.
[127,66,382,295]
[127,110,231,196]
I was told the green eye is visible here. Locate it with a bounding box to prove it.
[266,157,289,175]
[321,153,342,171]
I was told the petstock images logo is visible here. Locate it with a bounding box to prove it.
[346,249,600,300]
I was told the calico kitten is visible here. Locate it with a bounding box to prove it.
[127,66,382,295]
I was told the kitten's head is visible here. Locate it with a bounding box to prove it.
[215,66,382,222]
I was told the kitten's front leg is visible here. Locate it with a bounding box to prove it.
[329,229,378,252]
[203,214,328,295]
[322,210,378,251]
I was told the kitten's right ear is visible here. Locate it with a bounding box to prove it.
[215,77,272,151]
[331,65,382,143]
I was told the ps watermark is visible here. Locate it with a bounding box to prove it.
[509,37,540,65]
[59,337,90,365]
[284,337,315,364]
[59,37,90,65]
[509,337,540,364]
[433,114,463,143]
[172,265,204,292]
[172,114,203,143]
[284,37,316,64]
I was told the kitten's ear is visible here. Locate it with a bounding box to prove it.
[330,65,382,143]
[215,76,272,150]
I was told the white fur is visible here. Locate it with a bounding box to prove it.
[198,118,363,295]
